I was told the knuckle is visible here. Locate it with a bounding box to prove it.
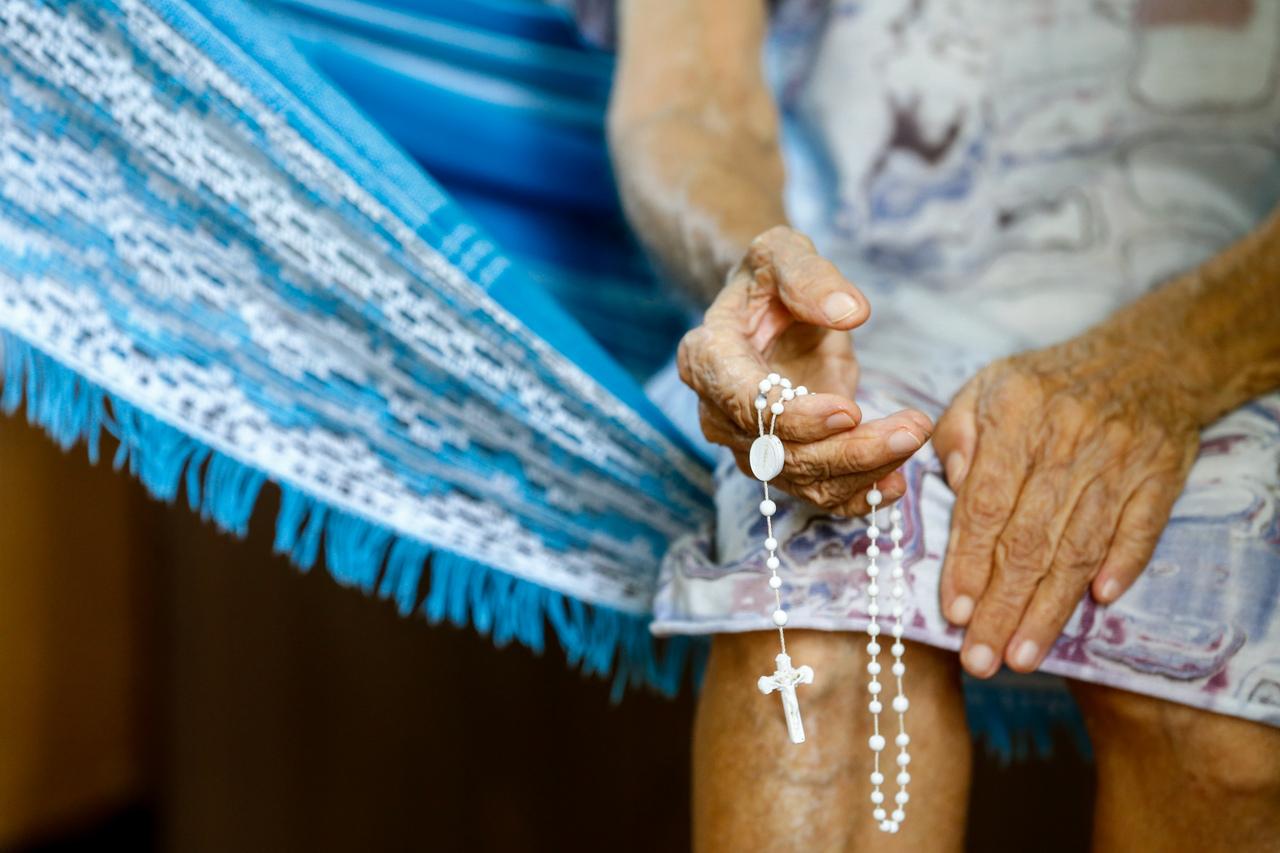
[836,440,872,475]
[984,582,1032,623]
[1056,528,1108,572]
[800,481,840,510]
[1101,416,1137,449]
[963,490,1008,528]
[997,524,1049,569]
[676,327,707,381]
[747,226,790,265]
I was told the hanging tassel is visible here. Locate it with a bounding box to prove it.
[0,330,699,700]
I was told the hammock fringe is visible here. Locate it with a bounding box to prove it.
[0,330,700,701]
[962,677,1090,763]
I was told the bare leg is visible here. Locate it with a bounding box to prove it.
[693,630,971,852]
[1072,682,1280,853]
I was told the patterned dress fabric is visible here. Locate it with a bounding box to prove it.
[653,0,1280,726]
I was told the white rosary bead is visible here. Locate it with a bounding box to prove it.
[862,494,912,834]
[782,388,795,401]
[759,499,776,516]
[765,536,778,551]
[755,395,767,411]
[768,575,783,590]
[766,556,780,570]
[772,609,788,627]
[795,385,808,395]
[758,379,772,394]
[770,401,784,415]
[767,372,781,386]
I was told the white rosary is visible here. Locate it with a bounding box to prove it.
[749,373,912,834]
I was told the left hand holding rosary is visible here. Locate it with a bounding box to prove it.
[674,226,932,832]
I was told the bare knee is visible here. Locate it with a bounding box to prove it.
[1075,684,1280,799]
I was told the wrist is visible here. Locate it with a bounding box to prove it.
[1077,294,1227,430]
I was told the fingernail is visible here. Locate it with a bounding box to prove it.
[1099,578,1119,602]
[888,429,921,454]
[822,292,860,324]
[948,595,974,624]
[945,450,967,489]
[825,412,856,431]
[1012,639,1039,670]
[963,644,995,676]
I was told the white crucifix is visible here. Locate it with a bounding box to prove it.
[758,652,815,744]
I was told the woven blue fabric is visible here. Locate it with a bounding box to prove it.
[0,0,708,697]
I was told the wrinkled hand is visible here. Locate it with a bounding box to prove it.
[678,226,933,516]
[933,335,1201,677]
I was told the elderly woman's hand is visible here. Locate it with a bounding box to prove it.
[933,333,1202,677]
[679,226,934,516]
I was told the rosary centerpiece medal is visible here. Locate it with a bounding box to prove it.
[749,373,912,834]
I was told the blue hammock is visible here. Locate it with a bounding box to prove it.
[0,0,1084,758]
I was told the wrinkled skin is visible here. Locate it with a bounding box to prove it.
[932,341,1201,676]
[677,226,934,517]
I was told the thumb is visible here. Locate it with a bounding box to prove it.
[748,226,869,330]
[932,381,979,492]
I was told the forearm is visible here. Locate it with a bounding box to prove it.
[607,0,785,305]
[1088,207,1280,425]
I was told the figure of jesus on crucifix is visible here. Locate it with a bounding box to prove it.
[757,652,814,744]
